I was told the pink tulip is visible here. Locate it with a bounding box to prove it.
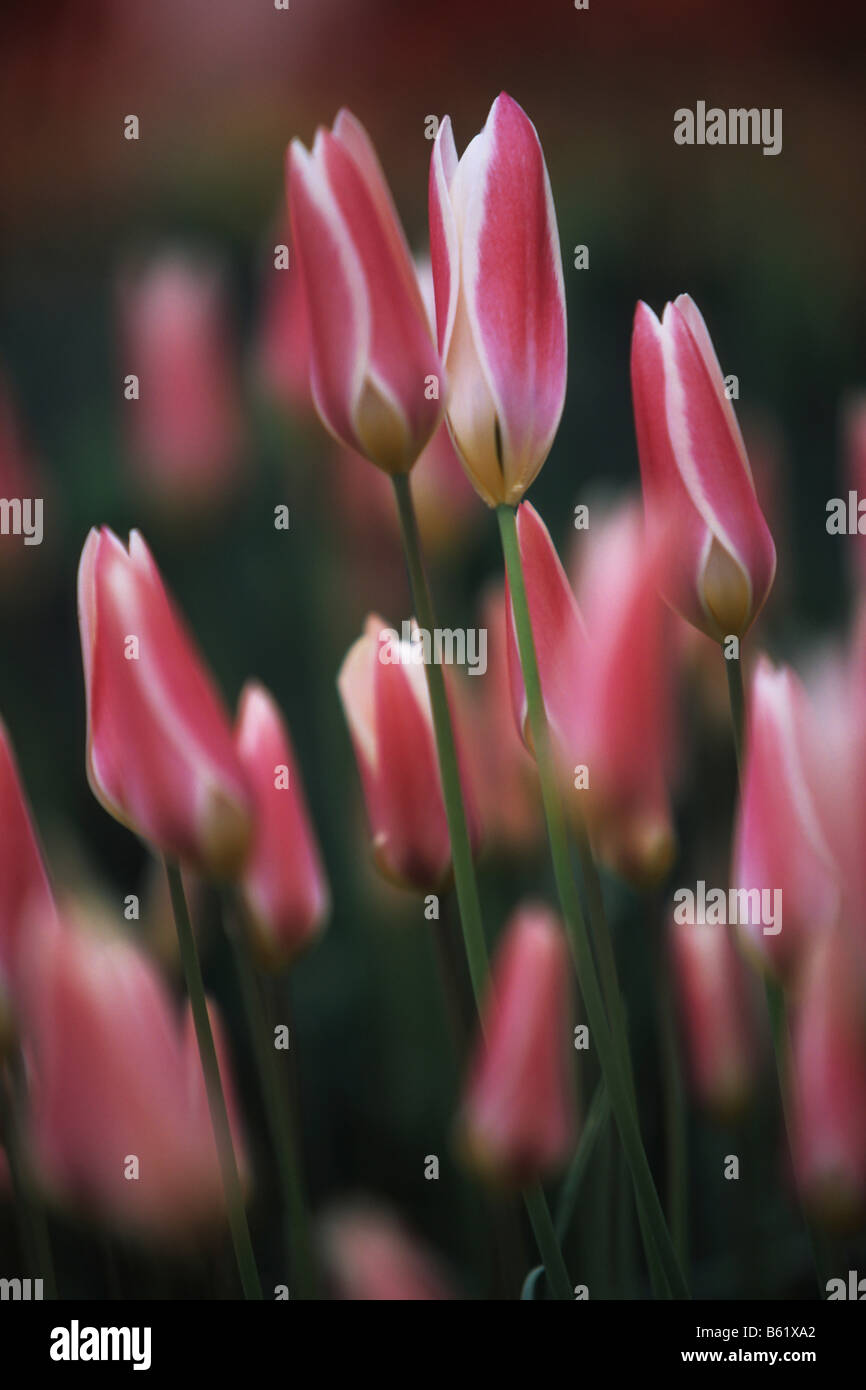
[505,500,675,883]
[20,912,248,1238]
[255,224,313,415]
[669,918,760,1123]
[287,110,444,474]
[0,720,54,1010]
[790,930,866,1228]
[460,904,576,1185]
[319,1204,455,1300]
[77,527,253,877]
[234,682,329,968]
[843,393,866,587]
[118,253,244,513]
[429,93,567,506]
[731,657,840,982]
[630,294,776,639]
[337,615,480,891]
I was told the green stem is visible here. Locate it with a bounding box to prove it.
[724,652,746,778]
[229,927,317,1299]
[164,860,262,1300]
[555,1080,609,1242]
[391,473,489,1009]
[655,914,688,1271]
[391,473,570,1299]
[497,502,689,1301]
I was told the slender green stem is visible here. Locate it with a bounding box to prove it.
[724,653,746,778]
[391,473,489,1008]
[164,860,262,1300]
[392,473,570,1299]
[555,1080,609,1242]
[0,1057,57,1299]
[655,913,688,1271]
[497,502,689,1300]
[229,926,317,1299]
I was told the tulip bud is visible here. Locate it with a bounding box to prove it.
[630,295,776,640]
[460,904,576,1185]
[287,110,444,474]
[77,527,253,877]
[669,917,760,1123]
[731,657,839,982]
[429,93,567,506]
[234,682,329,969]
[319,1204,455,1300]
[20,912,249,1238]
[337,615,480,892]
[0,720,54,1036]
[791,930,866,1229]
[118,253,244,515]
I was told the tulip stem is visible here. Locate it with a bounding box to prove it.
[164,860,262,1301]
[724,653,746,777]
[497,502,689,1301]
[228,925,318,1299]
[555,1079,609,1242]
[392,474,571,1299]
[391,473,490,1004]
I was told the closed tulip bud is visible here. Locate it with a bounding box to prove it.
[118,253,244,514]
[731,657,839,982]
[319,1204,455,1300]
[429,93,567,506]
[287,110,444,474]
[506,501,675,884]
[337,616,480,892]
[20,913,249,1238]
[0,720,54,1040]
[234,682,329,968]
[460,905,576,1185]
[77,527,253,877]
[631,295,776,640]
[670,918,760,1123]
[791,930,866,1229]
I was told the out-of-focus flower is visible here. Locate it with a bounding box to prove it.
[670,917,760,1123]
[118,253,244,515]
[790,929,866,1229]
[731,657,840,983]
[234,681,329,969]
[20,912,248,1238]
[468,585,542,856]
[255,224,313,416]
[0,719,54,1041]
[429,93,567,507]
[287,110,444,474]
[630,295,776,640]
[843,393,866,588]
[319,1204,455,1300]
[460,904,576,1185]
[337,615,480,892]
[77,527,253,877]
[505,501,675,884]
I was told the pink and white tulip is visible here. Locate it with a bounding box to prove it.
[731,657,840,982]
[337,615,480,892]
[234,682,329,968]
[460,904,576,1185]
[631,295,776,639]
[429,93,567,506]
[0,721,54,1045]
[319,1204,455,1300]
[287,110,444,474]
[78,527,253,877]
[20,913,249,1238]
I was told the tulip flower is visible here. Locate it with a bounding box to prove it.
[319,1204,455,1300]
[843,393,866,587]
[0,719,54,1018]
[460,904,576,1185]
[287,110,444,474]
[118,253,244,513]
[234,682,329,968]
[337,616,480,891]
[256,224,313,416]
[630,294,776,640]
[790,930,866,1228]
[20,912,248,1238]
[77,527,253,877]
[429,92,567,506]
[731,657,839,982]
[505,500,675,883]
[669,918,760,1123]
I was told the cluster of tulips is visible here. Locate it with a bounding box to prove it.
[1,89,865,1302]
